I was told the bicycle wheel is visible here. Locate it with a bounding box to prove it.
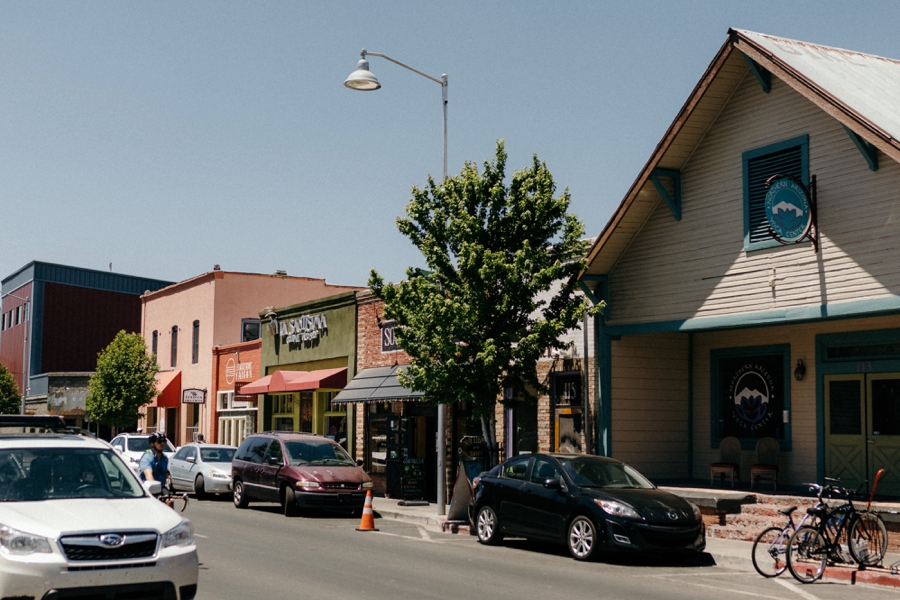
[848,512,888,566]
[787,526,827,584]
[752,526,790,577]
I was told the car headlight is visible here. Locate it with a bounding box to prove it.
[595,499,642,520]
[361,481,374,489]
[209,471,230,480]
[0,524,52,555]
[296,481,320,489]
[689,502,702,521]
[162,519,194,548]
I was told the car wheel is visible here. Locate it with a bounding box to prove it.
[476,506,503,545]
[283,486,299,517]
[233,479,249,509]
[568,515,598,561]
[194,475,207,500]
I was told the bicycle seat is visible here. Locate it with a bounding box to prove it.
[779,506,797,516]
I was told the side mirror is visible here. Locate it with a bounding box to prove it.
[267,456,283,466]
[142,480,162,496]
[186,456,195,464]
[543,478,561,490]
[356,459,364,466]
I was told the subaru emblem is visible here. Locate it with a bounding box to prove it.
[99,534,124,547]
[667,511,679,520]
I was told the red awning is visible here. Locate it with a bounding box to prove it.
[151,371,181,408]
[240,368,348,394]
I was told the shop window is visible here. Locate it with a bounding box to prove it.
[742,135,808,251]
[320,391,348,449]
[241,319,261,342]
[170,326,178,368]
[710,345,791,450]
[191,320,200,364]
[218,391,233,411]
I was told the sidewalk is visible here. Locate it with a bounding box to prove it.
[371,496,900,589]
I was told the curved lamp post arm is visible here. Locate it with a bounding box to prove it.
[346,49,448,184]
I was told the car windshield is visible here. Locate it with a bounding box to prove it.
[284,440,356,467]
[200,448,235,463]
[0,447,145,502]
[560,457,655,490]
[126,437,176,453]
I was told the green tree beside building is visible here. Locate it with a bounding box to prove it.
[86,331,159,431]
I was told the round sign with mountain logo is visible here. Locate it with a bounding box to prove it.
[765,177,811,243]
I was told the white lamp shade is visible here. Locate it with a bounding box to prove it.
[344,59,381,90]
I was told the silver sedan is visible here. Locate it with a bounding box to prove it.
[166,443,236,498]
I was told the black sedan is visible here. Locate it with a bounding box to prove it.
[471,453,705,560]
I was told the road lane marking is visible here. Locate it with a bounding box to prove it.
[417,526,432,541]
[774,578,822,600]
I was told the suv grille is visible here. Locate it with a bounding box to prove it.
[59,532,159,561]
[319,482,359,490]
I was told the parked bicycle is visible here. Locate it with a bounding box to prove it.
[787,471,888,583]
[751,484,826,577]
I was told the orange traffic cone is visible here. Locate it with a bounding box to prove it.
[356,489,379,531]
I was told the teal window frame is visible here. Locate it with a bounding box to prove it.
[710,344,792,451]
[742,135,809,252]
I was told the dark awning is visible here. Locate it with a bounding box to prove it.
[331,365,424,404]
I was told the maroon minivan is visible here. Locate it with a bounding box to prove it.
[231,431,373,516]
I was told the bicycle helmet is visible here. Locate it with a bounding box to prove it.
[148,431,167,444]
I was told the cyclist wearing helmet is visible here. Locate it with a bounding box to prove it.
[139,431,169,485]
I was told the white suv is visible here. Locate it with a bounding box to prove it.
[110,432,177,474]
[0,416,199,600]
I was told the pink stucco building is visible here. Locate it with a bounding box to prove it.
[140,269,361,445]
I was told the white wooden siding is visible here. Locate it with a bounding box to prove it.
[607,71,900,326]
[610,333,689,479]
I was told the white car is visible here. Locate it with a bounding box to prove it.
[167,443,236,497]
[110,432,177,475]
[0,416,198,600]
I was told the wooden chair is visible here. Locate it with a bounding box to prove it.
[710,436,741,488]
[751,437,780,491]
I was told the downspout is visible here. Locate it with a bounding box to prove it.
[582,309,591,454]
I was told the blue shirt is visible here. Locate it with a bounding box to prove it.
[138,450,168,484]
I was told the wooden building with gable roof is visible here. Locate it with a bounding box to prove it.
[580,29,900,495]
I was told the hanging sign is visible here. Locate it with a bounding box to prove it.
[182,388,207,404]
[764,173,818,251]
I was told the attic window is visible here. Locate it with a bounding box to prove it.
[742,135,808,251]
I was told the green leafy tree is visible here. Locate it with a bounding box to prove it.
[0,361,21,414]
[86,331,159,430]
[369,141,601,463]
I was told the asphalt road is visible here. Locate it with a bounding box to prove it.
[188,495,900,600]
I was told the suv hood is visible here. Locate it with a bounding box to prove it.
[291,465,370,483]
[0,497,184,538]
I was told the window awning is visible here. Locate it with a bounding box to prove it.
[240,368,348,395]
[332,365,424,404]
[151,371,181,408]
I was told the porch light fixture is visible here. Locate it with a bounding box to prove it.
[794,359,806,382]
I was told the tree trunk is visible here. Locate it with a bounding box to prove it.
[480,413,498,468]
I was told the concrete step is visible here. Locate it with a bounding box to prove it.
[706,525,759,542]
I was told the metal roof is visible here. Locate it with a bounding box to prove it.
[331,365,424,404]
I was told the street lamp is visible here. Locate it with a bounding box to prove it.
[345,48,449,516]
[0,291,30,415]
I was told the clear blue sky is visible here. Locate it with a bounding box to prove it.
[2,1,898,289]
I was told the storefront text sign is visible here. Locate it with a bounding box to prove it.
[225,358,253,385]
[279,313,328,344]
[182,388,207,404]
[381,320,399,352]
